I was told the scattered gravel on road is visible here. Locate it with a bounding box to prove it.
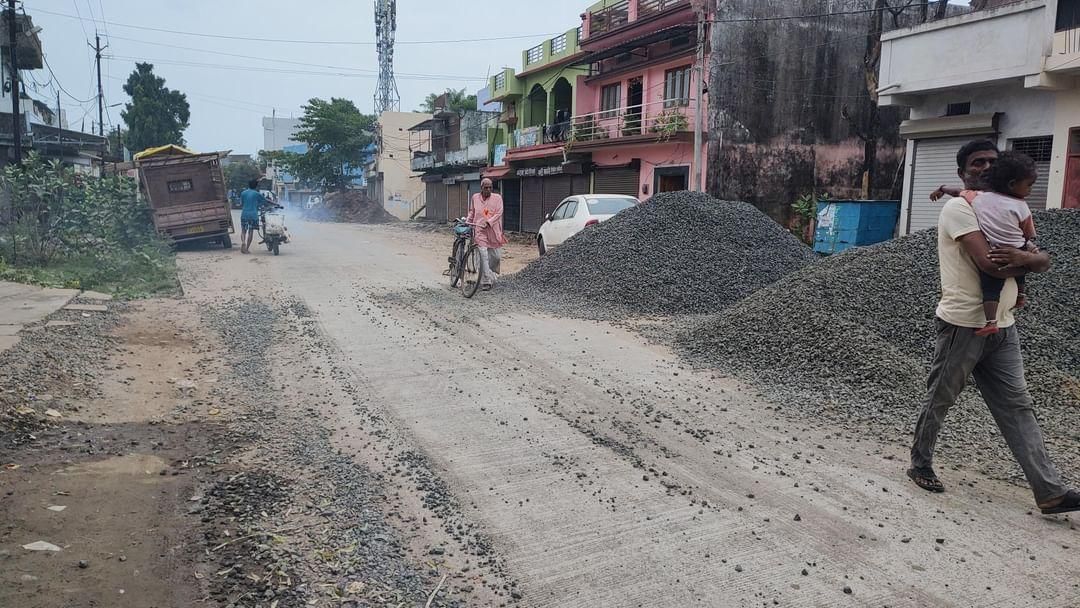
[504,191,816,318]
[676,209,1080,482]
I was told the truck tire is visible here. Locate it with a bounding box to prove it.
[221,234,233,249]
[272,241,280,256]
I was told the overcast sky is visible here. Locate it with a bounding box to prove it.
[27,0,588,155]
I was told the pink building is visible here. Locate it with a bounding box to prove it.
[485,0,707,232]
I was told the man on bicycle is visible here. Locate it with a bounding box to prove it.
[239,179,267,254]
[467,178,507,290]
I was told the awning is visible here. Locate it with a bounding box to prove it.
[899,112,999,139]
[580,23,695,64]
[482,166,515,180]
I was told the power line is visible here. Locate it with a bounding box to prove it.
[41,53,97,103]
[31,8,558,46]
[103,55,488,81]
[102,34,486,79]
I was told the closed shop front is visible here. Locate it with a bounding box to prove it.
[542,175,573,220]
[429,181,448,223]
[520,177,544,232]
[907,136,977,233]
[571,174,589,197]
[448,182,468,220]
[500,179,522,232]
[594,166,640,197]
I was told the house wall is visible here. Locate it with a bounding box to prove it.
[591,140,706,200]
[708,0,907,226]
[376,111,429,219]
[583,54,699,121]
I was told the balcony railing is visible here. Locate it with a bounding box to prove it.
[526,44,544,65]
[494,71,507,91]
[551,33,568,55]
[508,98,696,151]
[589,0,630,37]
[638,0,687,18]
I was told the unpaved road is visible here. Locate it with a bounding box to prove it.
[3,212,1078,607]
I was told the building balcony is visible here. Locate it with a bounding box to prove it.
[1046,24,1080,74]
[878,0,1067,105]
[488,68,522,103]
[581,0,693,52]
[506,97,698,160]
[519,28,584,74]
[410,142,489,172]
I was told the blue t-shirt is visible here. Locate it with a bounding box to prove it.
[240,189,265,220]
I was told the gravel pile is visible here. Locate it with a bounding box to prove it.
[505,191,816,317]
[677,209,1080,481]
[303,190,399,224]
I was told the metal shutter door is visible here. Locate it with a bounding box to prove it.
[571,174,590,196]
[449,184,467,221]
[909,137,976,233]
[424,182,438,220]
[501,180,521,232]
[521,177,544,232]
[542,176,572,219]
[594,167,639,197]
[1027,162,1049,211]
[432,183,448,223]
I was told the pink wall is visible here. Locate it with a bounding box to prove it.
[591,140,707,200]
[580,54,698,120]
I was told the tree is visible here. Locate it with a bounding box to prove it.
[270,98,375,191]
[120,63,191,154]
[419,88,477,113]
[223,160,262,194]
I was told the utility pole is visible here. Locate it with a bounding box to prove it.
[691,1,706,192]
[90,33,106,137]
[7,0,22,164]
[56,90,60,128]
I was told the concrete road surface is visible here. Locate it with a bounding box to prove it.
[174,214,1079,607]
[0,282,78,353]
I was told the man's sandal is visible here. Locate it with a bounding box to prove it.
[907,467,945,493]
[1040,490,1080,515]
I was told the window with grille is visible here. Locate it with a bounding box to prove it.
[1010,136,1054,162]
[526,44,543,64]
[945,102,971,116]
[664,66,692,107]
[1057,0,1080,31]
[551,34,567,55]
[601,83,621,118]
[494,72,506,90]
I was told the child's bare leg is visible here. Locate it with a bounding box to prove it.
[976,300,999,336]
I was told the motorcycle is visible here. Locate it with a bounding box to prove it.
[258,202,289,255]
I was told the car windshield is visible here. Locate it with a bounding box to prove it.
[586,197,637,215]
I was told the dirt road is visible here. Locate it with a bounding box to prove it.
[3,213,1077,607]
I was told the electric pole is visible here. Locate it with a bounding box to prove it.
[90,33,106,136]
[691,0,706,192]
[7,0,22,164]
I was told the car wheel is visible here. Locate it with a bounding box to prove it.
[537,236,547,256]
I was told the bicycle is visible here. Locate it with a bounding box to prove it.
[446,218,483,298]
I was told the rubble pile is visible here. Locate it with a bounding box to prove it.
[677,209,1080,479]
[303,190,398,224]
[507,191,817,317]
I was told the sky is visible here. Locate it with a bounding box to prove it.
[26,0,589,155]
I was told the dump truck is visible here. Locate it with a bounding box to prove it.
[134,145,235,248]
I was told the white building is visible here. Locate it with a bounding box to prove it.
[879,0,1080,234]
[262,116,301,152]
[367,111,430,220]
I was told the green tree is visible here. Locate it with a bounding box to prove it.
[270,98,374,191]
[223,160,263,194]
[120,63,191,154]
[419,88,477,113]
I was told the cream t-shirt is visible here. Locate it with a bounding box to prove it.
[935,197,1018,329]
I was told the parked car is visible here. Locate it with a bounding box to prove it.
[536,194,639,255]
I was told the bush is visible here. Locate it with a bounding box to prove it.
[0,153,176,296]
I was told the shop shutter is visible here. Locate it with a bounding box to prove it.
[594,166,640,197]
[501,180,522,232]
[542,175,573,220]
[424,182,439,220]
[908,136,978,233]
[449,183,468,220]
[571,174,590,196]
[431,182,448,223]
[520,177,544,232]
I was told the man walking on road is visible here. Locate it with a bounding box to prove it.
[908,139,1079,515]
[467,178,508,291]
[239,179,266,254]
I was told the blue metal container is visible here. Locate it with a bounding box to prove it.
[813,200,901,255]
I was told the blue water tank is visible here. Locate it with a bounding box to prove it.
[813,200,901,255]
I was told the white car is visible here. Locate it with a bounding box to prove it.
[536,194,639,254]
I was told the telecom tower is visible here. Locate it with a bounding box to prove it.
[374,0,400,114]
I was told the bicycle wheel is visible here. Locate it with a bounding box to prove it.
[449,239,464,288]
[461,245,482,298]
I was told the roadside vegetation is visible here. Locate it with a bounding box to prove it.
[0,153,177,297]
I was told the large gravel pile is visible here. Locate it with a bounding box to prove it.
[303,190,398,224]
[677,209,1080,481]
[506,191,816,317]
